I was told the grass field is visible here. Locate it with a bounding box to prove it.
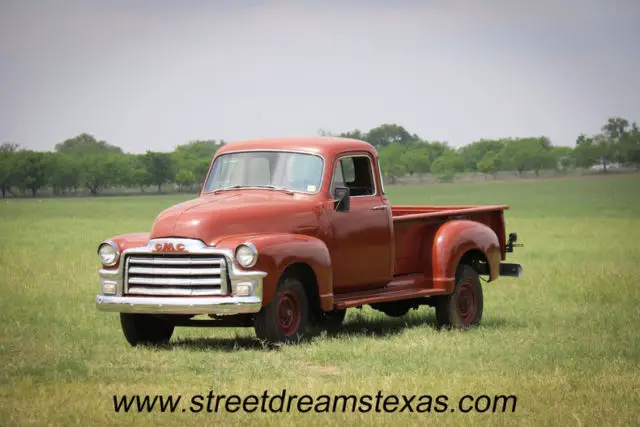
[1,174,639,426]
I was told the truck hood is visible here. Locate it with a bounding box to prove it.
[149,191,319,245]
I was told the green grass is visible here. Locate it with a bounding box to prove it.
[1,174,639,426]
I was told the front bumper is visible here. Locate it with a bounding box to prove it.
[95,294,262,315]
[95,238,267,316]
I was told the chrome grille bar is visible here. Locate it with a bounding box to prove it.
[126,287,226,297]
[128,267,222,276]
[127,257,223,265]
[128,277,222,286]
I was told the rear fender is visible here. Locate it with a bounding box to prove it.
[431,220,501,292]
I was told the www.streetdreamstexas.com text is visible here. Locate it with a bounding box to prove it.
[113,390,517,414]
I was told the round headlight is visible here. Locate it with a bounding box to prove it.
[98,241,120,266]
[235,243,258,268]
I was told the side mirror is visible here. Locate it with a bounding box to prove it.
[333,186,350,212]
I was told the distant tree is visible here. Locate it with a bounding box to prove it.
[588,133,616,172]
[573,134,599,169]
[46,153,81,195]
[0,144,20,198]
[1,142,20,153]
[597,116,631,168]
[528,137,556,176]
[174,140,221,159]
[619,122,640,169]
[496,137,553,176]
[457,139,506,172]
[378,143,407,184]
[141,151,175,192]
[601,116,630,141]
[338,129,366,141]
[79,153,128,195]
[401,146,431,182]
[55,133,123,156]
[175,170,196,191]
[477,151,503,179]
[365,124,412,148]
[423,141,451,163]
[172,140,220,185]
[551,146,574,173]
[431,151,463,182]
[14,151,47,197]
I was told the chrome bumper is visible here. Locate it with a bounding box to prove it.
[95,238,266,315]
[95,294,262,315]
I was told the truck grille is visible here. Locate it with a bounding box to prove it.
[124,254,227,297]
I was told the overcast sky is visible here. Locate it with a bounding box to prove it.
[1,0,639,153]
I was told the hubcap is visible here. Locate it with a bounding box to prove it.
[276,291,301,336]
[456,280,477,324]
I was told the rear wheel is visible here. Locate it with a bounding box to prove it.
[120,313,175,346]
[435,264,483,328]
[254,277,310,344]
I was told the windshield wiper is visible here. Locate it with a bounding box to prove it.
[212,185,294,195]
[212,185,247,194]
[252,185,295,195]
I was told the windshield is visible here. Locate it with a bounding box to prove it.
[203,151,324,194]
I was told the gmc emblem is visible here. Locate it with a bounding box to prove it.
[153,243,187,253]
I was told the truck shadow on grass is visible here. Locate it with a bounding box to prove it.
[327,312,515,338]
[164,313,518,352]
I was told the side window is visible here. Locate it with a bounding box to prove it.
[331,155,375,196]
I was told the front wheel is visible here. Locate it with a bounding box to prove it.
[435,264,483,328]
[120,313,175,346]
[254,277,310,344]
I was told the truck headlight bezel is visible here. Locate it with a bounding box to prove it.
[235,243,258,268]
[98,240,120,267]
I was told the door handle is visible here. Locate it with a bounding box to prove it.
[371,205,387,211]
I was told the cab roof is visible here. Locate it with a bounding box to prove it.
[215,137,377,159]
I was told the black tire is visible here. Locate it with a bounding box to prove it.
[120,313,175,346]
[254,276,310,344]
[435,264,483,328]
[316,309,347,330]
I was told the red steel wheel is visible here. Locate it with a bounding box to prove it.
[254,277,310,344]
[435,264,484,328]
[276,290,302,336]
[455,280,478,325]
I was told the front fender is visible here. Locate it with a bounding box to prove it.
[431,220,501,293]
[215,233,333,310]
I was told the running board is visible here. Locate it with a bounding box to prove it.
[333,275,447,309]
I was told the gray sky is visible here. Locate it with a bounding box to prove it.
[1,0,639,153]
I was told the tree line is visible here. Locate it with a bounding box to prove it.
[1,116,639,198]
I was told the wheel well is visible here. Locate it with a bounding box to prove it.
[281,262,321,316]
[458,249,489,277]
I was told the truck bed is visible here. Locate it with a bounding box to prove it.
[391,205,508,277]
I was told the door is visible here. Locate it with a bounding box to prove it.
[328,153,393,292]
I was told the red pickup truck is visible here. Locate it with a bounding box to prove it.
[96,137,522,346]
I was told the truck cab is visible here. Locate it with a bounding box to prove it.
[96,137,522,345]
